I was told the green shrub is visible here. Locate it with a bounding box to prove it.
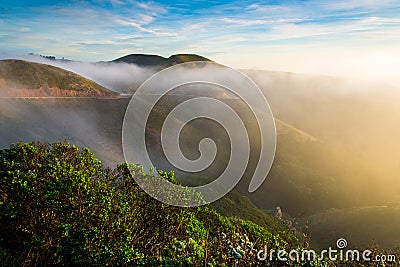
[0,141,308,266]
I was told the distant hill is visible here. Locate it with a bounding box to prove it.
[275,118,318,143]
[112,54,211,68]
[0,97,286,236]
[0,60,119,98]
[1,54,400,250]
[304,204,400,250]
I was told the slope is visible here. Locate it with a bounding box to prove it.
[304,204,400,250]
[113,53,211,69]
[0,60,119,98]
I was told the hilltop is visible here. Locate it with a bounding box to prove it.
[112,53,211,68]
[0,60,119,98]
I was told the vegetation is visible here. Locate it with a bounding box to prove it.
[210,190,287,233]
[0,142,299,266]
[0,142,398,266]
[1,93,399,257]
[0,60,118,97]
[113,53,211,68]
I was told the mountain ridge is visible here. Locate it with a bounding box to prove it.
[0,60,120,98]
[112,53,211,68]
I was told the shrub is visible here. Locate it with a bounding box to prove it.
[0,142,304,266]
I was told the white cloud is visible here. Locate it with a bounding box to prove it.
[138,13,156,24]
[79,40,117,45]
[252,23,333,41]
[110,0,124,5]
[134,1,168,14]
[221,18,304,26]
[360,16,400,25]
[323,0,397,10]
[181,22,209,33]
[115,18,157,34]
[18,27,31,32]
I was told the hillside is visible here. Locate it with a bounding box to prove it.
[0,96,317,227]
[0,60,119,98]
[1,54,400,251]
[241,69,400,207]
[0,95,383,216]
[304,204,400,250]
[0,142,299,266]
[112,53,211,68]
[0,97,285,230]
[0,98,128,166]
[210,190,287,233]
[275,119,318,143]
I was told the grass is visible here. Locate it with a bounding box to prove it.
[0,60,119,96]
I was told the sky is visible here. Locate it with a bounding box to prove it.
[0,0,399,81]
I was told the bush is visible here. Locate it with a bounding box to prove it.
[0,142,304,266]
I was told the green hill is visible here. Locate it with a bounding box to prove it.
[113,53,211,68]
[0,60,119,97]
[210,190,287,233]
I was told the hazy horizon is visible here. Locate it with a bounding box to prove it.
[1,0,399,84]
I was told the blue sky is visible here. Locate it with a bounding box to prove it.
[1,0,399,79]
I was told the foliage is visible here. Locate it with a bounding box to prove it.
[1,141,388,266]
[210,190,287,233]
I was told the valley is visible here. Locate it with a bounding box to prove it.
[1,56,399,251]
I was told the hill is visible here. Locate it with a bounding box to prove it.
[0,95,385,217]
[112,53,211,68]
[304,204,400,250]
[1,54,400,250]
[0,97,285,231]
[0,98,129,166]
[0,60,119,98]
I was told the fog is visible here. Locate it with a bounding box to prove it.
[1,55,400,212]
[1,55,400,250]
[0,97,128,166]
[0,53,157,94]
